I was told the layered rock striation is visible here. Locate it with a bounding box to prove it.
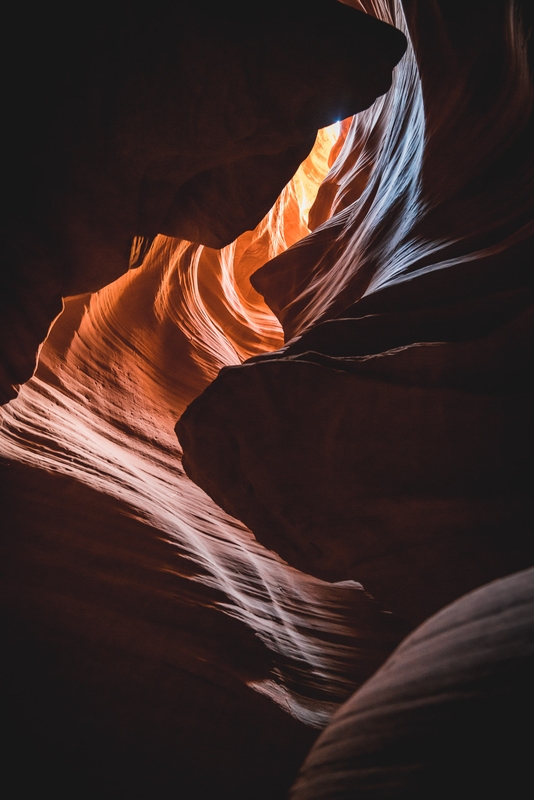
[1,0,533,797]
[177,0,534,624]
[1,130,409,798]
[290,567,534,799]
[0,0,405,404]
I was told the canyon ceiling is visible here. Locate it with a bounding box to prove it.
[1,1,533,798]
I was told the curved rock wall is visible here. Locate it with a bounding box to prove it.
[1,1,532,796]
[0,128,409,797]
[290,567,534,799]
[0,0,405,404]
[178,0,534,624]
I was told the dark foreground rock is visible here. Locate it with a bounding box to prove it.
[290,567,534,799]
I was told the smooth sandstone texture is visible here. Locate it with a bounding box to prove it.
[1,1,533,796]
[177,0,534,624]
[0,0,406,403]
[0,137,410,798]
[290,567,534,799]
[177,321,534,624]
[252,0,534,340]
[1,461,316,800]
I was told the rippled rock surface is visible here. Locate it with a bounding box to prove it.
[2,1,533,796]
[290,567,534,799]
[0,0,405,403]
[1,132,409,797]
[178,0,534,624]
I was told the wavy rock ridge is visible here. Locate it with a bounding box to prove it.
[1,1,533,798]
[178,0,534,624]
[1,126,408,797]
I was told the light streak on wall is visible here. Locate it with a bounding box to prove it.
[0,120,404,728]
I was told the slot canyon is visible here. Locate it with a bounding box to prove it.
[1,1,533,798]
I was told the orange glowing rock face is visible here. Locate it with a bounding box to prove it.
[175,0,534,630]
[1,4,532,796]
[1,0,407,411]
[1,119,406,752]
[41,122,347,430]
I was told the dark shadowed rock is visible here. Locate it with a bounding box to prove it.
[176,297,534,624]
[1,0,406,403]
[251,0,534,340]
[0,461,316,800]
[177,0,534,624]
[0,238,410,798]
[290,567,534,799]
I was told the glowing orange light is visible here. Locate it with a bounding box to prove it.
[0,120,360,728]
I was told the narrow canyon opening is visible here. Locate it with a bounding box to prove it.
[1,2,532,799]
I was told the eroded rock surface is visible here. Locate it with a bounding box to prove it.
[2,1,533,795]
[1,0,405,403]
[177,0,534,624]
[290,567,534,799]
[0,134,410,797]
